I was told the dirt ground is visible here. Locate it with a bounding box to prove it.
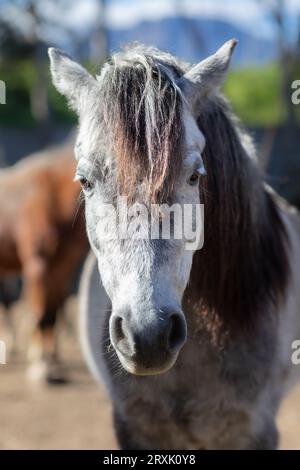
[0,298,300,450]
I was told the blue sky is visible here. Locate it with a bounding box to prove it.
[1,0,299,46]
[107,0,276,38]
[107,0,299,43]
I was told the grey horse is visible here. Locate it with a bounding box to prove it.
[49,40,300,449]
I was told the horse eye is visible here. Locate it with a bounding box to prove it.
[79,177,94,193]
[188,171,200,186]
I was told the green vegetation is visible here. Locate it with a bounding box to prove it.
[0,59,299,127]
[0,59,81,127]
[224,64,285,126]
[0,59,37,126]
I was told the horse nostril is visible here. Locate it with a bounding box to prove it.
[111,315,134,357]
[167,313,187,352]
[114,316,125,342]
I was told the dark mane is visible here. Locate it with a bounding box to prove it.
[186,96,290,329]
[98,45,185,203]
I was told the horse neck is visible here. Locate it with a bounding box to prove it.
[185,97,290,333]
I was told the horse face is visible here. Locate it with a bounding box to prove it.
[74,107,204,376]
[49,40,236,375]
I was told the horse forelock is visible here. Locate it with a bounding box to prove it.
[97,45,186,203]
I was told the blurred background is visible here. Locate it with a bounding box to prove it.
[0,0,300,450]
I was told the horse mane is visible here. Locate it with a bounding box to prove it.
[97,45,185,203]
[186,95,290,329]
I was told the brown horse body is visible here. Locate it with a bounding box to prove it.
[0,140,88,380]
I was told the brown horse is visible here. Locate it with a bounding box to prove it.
[0,138,88,382]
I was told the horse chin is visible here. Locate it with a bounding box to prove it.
[116,352,178,376]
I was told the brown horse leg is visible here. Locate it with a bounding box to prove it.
[0,278,20,356]
[22,256,46,357]
[21,256,62,382]
[37,307,68,384]
[34,243,85,383]
[4,306,18,357]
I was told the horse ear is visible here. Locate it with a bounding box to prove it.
[48,48,97,114]
[178,39,237,109]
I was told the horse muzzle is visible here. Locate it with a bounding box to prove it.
[109,307,187,375]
